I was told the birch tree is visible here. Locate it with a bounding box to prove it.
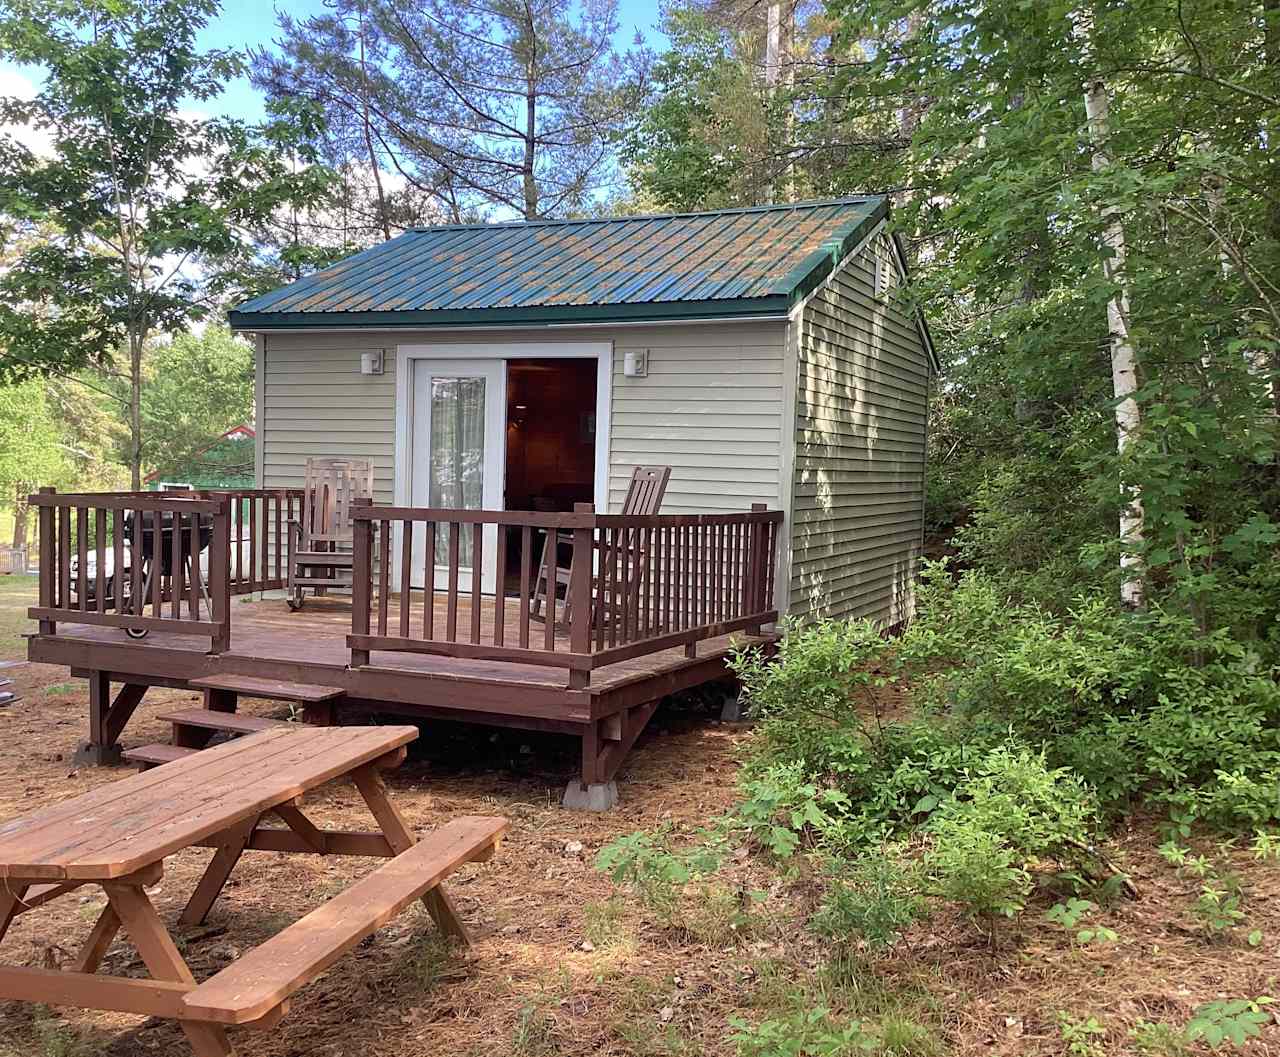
[1077,24,1146,608]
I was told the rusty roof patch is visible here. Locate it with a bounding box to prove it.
[231,197,887,326]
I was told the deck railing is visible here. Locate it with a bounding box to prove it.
[348,500,782,687]
[28,487,302,652]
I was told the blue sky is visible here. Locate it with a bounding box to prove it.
[0,0,666,122]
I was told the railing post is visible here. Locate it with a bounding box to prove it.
[746,503,768,635]
[568,502,594,689]
[208,495,231,654]
[36,487,55,635]
[350,496,372,668]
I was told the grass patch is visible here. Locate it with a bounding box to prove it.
[0,574,36,659]
[583,895,628,949]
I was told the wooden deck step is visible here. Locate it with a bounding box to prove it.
[122,743,200,770]
[157,708,291,738]
[188,675,346,704]
[180,816,509,1025]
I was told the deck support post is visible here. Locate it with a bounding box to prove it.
[303,701,336,727]
[74,674,147,766]
[567,700,660,811]
[203,688,237,714]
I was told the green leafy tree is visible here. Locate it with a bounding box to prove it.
[0,380,73,548]
[107,326,253,483]
[0,0,334,488]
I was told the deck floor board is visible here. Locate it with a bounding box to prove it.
[42,595,766,697]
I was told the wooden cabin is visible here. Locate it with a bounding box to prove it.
[25,197,936,808]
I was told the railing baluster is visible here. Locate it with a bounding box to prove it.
[188,510,200,618]
[542,528,555,652]
[258,495,268,593]
[274,494,283,584]
[234,495,244,592]
[399,519,412,638]
[446,524,459,641]
[170,508,183,619]
[423,521,436,640]
[377,519,391,635]
[75,506,88,612]
[518,525,531,648]
[129,506,140,620]
[112,508,125,614]
[92,508,104,614]
[471,524,483,645]
[149,509,162,618]
[249,495,258,592]
[494,525,506,647]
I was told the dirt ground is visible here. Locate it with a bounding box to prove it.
[2,572,1280,1056]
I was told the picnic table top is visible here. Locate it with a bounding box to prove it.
[0,725,418,882]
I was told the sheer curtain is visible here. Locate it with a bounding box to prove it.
[429,377,486,566]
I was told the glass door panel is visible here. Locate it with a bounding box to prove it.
[410,360,505,594]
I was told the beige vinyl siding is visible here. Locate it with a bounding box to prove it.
[791,233,931,627]
[259,323,788,516]
[610,323,787,514]
[261,334,398,502]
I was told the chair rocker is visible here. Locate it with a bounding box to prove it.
[531,465,671,630]
[286,457,374,611]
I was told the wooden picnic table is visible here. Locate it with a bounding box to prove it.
[0,725,508,1056]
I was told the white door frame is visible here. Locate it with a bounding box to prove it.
[394,341,613,515]
[408,358,506,594]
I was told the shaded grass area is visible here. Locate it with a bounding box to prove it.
[0,573,37,659]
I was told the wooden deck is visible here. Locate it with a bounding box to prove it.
[28,595,771,791]
[25,489,782,798]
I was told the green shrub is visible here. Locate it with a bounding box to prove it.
[729,1006,877,1056]
[927,816,1031,923]
[594,825,725,930]
[900,565,1280,827]
[810,848,926,951]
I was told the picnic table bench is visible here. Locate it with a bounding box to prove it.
[0,725,507,1056]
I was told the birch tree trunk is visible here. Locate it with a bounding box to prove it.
[1083,74,1145,608]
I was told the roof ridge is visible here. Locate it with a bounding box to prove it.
[407,195,885,233]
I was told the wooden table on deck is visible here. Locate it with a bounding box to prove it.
[0,726,507,1056]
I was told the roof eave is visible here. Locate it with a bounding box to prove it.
[780,197,890,311]
[228,295,793,331]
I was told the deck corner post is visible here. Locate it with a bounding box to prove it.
[208,495,232,654]
[746,502,768,636]
[568,502,594,679]
[36,487,56,635]
[74,670,126,767]
[350,497,373,668]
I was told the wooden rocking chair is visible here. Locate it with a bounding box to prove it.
[531,465,671,628]
[286,457,374,610]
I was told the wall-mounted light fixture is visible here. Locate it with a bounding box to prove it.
[360,349,385,375]
[623,349,648,378]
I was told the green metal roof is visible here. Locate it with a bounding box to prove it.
[229,197,889,330]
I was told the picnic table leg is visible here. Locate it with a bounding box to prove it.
[0,883,28,945]
[72,904,121,973]
[180,815,260,927]
[105,882,234,1057]
[351,765,471,944]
